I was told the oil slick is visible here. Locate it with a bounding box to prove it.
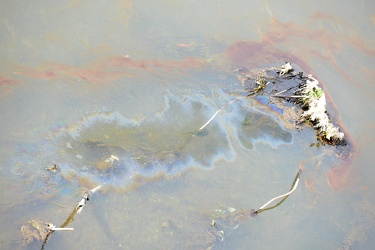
[11,91,295,199]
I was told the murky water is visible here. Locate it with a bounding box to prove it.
[1,0,374,249]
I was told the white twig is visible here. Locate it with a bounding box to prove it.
[199,99,239,131]
[47,224,74,231]
[76,197,87,214]
[90,185,102,194]
[258,174,300,210]
[273,89,288,96]
[279,62,293,76]
[76,185,102,214]
[272,95,308,98]
[51,227,74,231]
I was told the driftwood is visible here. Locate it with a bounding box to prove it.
[21,185,101,249]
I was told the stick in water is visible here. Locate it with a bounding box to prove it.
[41,185,102,250]
[76,185,102,214]
[199,99,239,131]
[47,224,74,231]
[251,167,302,217]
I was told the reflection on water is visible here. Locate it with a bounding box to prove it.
[0,0,374,249]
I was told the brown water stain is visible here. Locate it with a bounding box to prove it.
[327,160,354,189]
[226,14,367,189]
[227,13,374,89]
[12,56,206,84]
[311,12,375,56]
[0,75,19,97]
[0,75,18,86]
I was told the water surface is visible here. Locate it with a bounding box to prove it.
[0,0,374,249]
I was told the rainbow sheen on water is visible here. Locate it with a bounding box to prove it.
[13,92,294,194]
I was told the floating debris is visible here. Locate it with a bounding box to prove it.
[21,219,49,247]
[46,224,74,231]
[279,62,293,76]
[190,167,303,248]
[235,62,350,155]
[296,75,346,145]
[46,162,60,174]
[213,63,350,155]
[76,185,102,214]
[22,185,102,249]
[105,155,120,164]
[251,166,302,217]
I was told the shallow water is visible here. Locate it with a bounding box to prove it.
[1,0,374,249]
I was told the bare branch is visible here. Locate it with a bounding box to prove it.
[199,99,239,130]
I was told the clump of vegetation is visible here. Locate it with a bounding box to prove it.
[247,74,269,96]
[295,75,346,145]
[279,62,293,76]
[235,62,348,148]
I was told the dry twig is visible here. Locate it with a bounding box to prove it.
[41,185,102,249]
[251,167,302,217]
[199,99,239,130]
